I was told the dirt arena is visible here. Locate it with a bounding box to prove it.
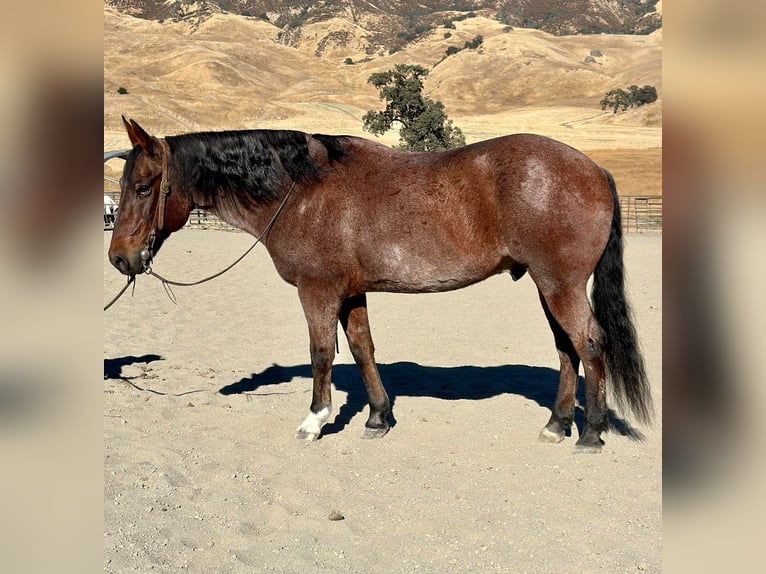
[104,228,661,573]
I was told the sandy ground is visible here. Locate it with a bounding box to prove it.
[104,228,662,573]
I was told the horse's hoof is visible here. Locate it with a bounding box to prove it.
[574,442,603,454]
[574,432,604,453]
[295,407,330,442]
[361,426,389,439]
[538,427,566,444]
[295,430,319,441]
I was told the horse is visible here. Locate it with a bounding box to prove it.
[108,117,652,452]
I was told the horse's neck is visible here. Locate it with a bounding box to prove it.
[189,185,286,237]
[172,134,295,235]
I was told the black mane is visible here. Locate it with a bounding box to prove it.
[166,129,348,211]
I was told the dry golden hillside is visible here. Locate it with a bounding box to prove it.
[104,8,662,195]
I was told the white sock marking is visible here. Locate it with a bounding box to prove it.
[297,406,331,437]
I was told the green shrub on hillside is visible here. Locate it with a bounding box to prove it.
[600,85,658,114]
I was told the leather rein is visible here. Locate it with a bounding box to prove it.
[104,137,294,311]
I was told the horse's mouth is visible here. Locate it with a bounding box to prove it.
[109,251,145,276]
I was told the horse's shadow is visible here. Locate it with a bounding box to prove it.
[219,362,644,440]
[104,354,163,380]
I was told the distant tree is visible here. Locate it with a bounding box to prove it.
[628,84,658,106]
[363,64,465,151]
[601,84,658,113]
[344,57,354,65]
[464,35,483,50]
[117,87,129,95]
[444,35,483,59]
[600,89,631,114]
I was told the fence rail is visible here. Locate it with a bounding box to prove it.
[620,195,662,232]
[186,208,240,231]
[104,191,662,233]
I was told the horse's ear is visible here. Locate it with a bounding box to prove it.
[122,116,154,154]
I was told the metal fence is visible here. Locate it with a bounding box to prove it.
[104,191,662,233]
[620,195,662,232]
[186,208,240,230]
[103,192,240,231]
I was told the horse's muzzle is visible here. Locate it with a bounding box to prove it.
[109,250,143,276]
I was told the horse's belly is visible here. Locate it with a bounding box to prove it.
[365,244,501,293]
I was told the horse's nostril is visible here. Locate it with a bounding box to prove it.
[110,253,130,275]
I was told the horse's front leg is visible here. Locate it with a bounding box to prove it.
[295,284,342,441]
[339,294,391,438]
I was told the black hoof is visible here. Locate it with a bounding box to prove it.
[361,425,389,439]
[574,435,604,454]
[538,426,566,444]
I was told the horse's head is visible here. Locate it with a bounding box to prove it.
[108,118,191,277]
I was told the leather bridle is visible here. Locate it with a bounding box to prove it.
[140,138,172,272]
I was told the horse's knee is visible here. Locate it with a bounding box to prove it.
[310,345,334,371]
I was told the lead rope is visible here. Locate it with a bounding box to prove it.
[146,181,295,291]
[103,276,135,311]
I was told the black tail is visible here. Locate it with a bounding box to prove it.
[592,169,653,424]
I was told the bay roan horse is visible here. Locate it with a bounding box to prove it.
[109,117,652,452]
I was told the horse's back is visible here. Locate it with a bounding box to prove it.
[344,132,614,254]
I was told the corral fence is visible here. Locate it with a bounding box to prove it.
[620,195,662,232]
[104,190,662,232]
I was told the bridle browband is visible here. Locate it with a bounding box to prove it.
[140,138,172,272]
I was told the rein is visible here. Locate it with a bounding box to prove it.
[103,276,135,311]
[145,182,294,292]
[104,138,296,311]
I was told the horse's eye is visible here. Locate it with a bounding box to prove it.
[136,184,152,197]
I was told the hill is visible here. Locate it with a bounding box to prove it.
[105,1,662,48]
[104,7,662,195]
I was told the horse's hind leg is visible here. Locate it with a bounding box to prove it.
[537,284,608,453]
[537,290,580,444]
[340,295,391,438]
